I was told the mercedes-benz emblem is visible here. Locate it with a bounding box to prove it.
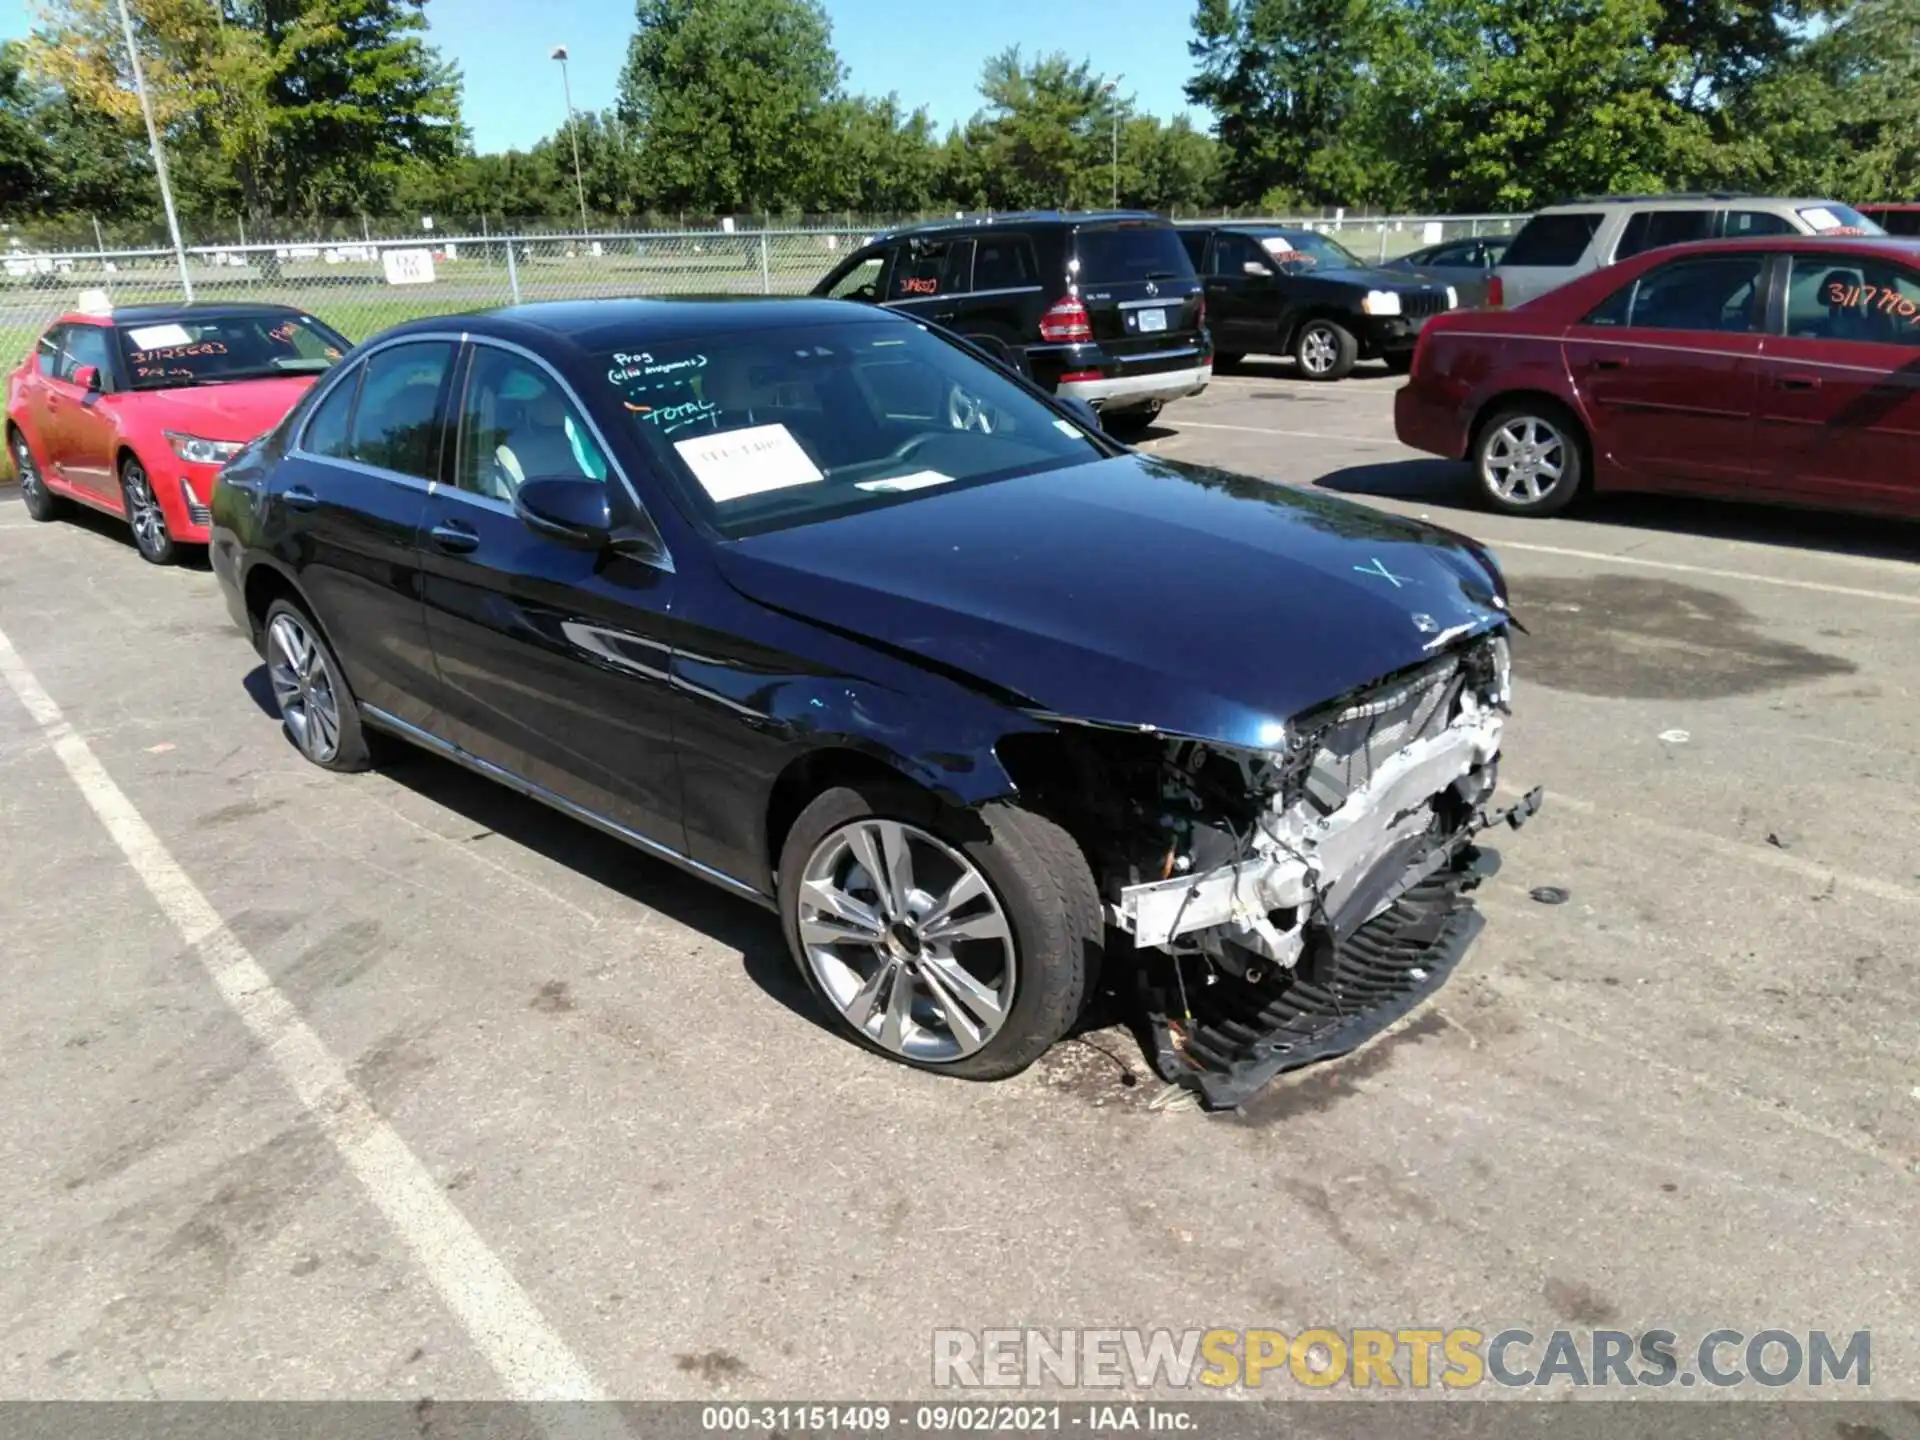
[1144,280,1159,297]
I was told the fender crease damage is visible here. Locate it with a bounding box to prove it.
[1000,628,1544,1109]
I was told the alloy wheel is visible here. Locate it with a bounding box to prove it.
[1299,325,1339,376]
[1482,416,1567,504]
[267,611,344,764]
[796,818,1016,1063]
[13,435,45,503]
[122,460,169,557]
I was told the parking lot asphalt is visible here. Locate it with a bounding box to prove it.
[1,358,1915,1404]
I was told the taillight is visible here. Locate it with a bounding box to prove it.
[1485,275,1505,309]
[1197,295,1207,328]
[1057,369,1103,384]
[1039,296,1092,343]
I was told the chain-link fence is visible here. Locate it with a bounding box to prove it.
[0,214,1529,359]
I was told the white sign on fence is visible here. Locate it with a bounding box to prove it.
[1423,221,1444,244]
[382,248,436,286]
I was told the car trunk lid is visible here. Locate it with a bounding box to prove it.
[1070,221,1205,366]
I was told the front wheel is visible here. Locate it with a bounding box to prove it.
[120,455,176,565]
[1294,319,1358,381]
[778,783,1102,1080]
[1474,404,1585,516]
[10,427,62,522]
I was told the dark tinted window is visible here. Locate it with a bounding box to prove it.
[1869,209,1920,238]
[347,342,453,479]
[1214,233,1268,275]
[1722,209,1795,240]
[53,324,113,382]
[1626,256,1765,333]
[1071,223,1194,282]
[888,238,973,300]
[1503,212,1602,267]
[972,237,1037,290]
[1785,255,1920,346]
[1179,230,1208,268]
[303,368,361,457]
[1613,208,1713,260]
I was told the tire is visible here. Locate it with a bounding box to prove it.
[1473,402,1586,517]
[9,426,62,523]
[1381,351,1413,375]
[120,454,176,565]
[778,781,1102,1081]
[262,597,376,772]
[1101,401,1162,438]
[1293,319,1359,381]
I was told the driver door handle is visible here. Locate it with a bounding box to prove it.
[1593,357,1629,372]
[282,486,318,512]
[1775,373,1821,391]
[429,520,480,555]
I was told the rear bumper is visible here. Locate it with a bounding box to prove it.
[1394,381,1470,460]
[1055,363,1212,412]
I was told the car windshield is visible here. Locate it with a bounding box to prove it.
[116,313,350,390]
[1796,203,1885,236]
[600,321,1107,538]
[1263,232,1363,270]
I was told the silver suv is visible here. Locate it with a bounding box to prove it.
[1493,194,1884,305]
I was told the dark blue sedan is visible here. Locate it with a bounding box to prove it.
[209,298,1538,1108]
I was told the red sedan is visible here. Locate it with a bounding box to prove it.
[1394,235,1920,519]
[6,303,350,563]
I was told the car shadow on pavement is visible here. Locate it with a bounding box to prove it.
[1215,356,1402,382]
[363,742,837,1038]
[1316,458,1920,563]
[30,501,215,570]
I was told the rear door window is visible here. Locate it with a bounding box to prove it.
[346,341,455,480]
[1622,255,1766,333]
[1502,213,1602,267]
[972,237,1037,291]
[1613,209,1713,261]
[887,238,973,301]
[1785,255,1920,346]
[1071,223,1195,282]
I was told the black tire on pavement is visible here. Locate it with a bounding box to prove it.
[262,597,378,772]
[1293,319,1359,382]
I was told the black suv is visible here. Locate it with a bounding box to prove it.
[812,211,1211,432]
[1178,223,1460,381]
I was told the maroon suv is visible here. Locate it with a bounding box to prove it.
[1394,235,1920,519]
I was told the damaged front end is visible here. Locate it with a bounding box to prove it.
[1010,628,1542,1110]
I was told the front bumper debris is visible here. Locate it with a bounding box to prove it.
[1134,786,1543,1110]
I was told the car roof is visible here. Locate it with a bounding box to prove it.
[379,296,900,352]
[51,301,315,327]
[1535,194,1847,213]
[1615,235,1920,261]
[1175,222,1332,241]
[1859,202,1920,212]
[874,210,1162,240]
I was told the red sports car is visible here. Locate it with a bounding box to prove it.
[1394,234,1920,520]
[6,302,351,563]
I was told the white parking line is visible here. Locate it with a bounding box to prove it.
[1495,541,1920,608]
[1175,420,1407,446]
[0,622,624,1420]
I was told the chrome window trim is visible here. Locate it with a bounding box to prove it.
[456,334,676,573]
[360,704,770,906]
[1118,295,1196,310]
[1116,345,1206,364]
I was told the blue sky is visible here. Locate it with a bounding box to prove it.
[1,0,1202,155]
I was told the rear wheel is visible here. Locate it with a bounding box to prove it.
[120,455,176,565]
[264,598,375,771]
[10,427,62,523]
[778,781,1101,1081]
[1294,319,1358,381]
[1473,403,1585,516]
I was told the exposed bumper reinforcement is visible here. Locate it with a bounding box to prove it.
[1137,786,1543,1110]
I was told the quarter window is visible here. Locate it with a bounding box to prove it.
[303,367,361,458]
[455,348,609,501]
[1785,255,1920,346]
[824,253,885,301]
[346,342,454,480]
[34,326,67,378]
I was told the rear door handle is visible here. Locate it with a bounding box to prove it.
[1775,374,1821,391]
[429,520,480,554]
[1593,357,1629,371]
[282,485,318,512]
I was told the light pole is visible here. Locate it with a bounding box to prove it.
[1102,76,1124,208]
[114,0,193,298]
[551,45,589,233]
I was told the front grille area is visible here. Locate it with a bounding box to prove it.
[1403,290,1452,319]
[1299,653,1468,814]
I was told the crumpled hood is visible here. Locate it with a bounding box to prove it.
[716,454,1507,749]
[130,376,317,439]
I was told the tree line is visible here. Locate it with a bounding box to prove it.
[1,0,1915,245]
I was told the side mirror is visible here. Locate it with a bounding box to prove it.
[1057,396,1104,433]
[515,476,613,550]
[1242,260,1274,278]
[71,364,101,393]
